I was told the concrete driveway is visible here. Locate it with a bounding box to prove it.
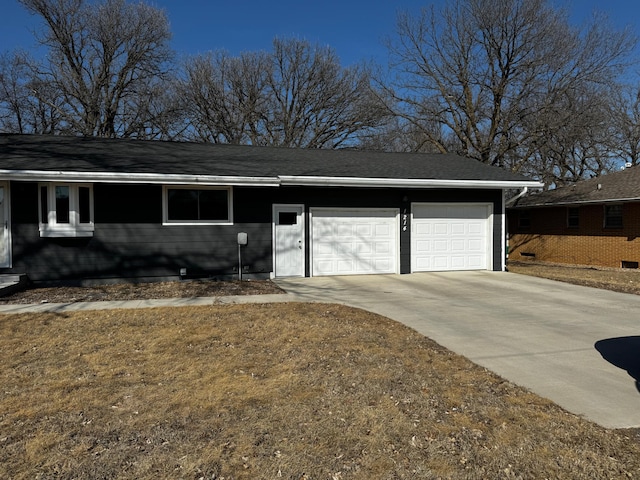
[276,271,640,429]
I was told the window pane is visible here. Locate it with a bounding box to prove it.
[605,205,623,228]
[168,189,199,220]
[40,186,48,223]
[78,187,91,224]
[279,212,297,225]
[518,210,530,229]
[55,186,70,224]
[198,189,228,220]
[567,207,579,228]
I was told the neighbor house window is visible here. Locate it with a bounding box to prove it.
[517,210,531,229]
[604,204,623,228]
[567,207,580,228]
[163,186,232,225]
[38,183,94,237]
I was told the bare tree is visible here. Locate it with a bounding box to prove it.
[260,38,387,148]
[18,0,174,138]
[383,0,635,178]
[180,50,271,144]
[179,38,389,148]
[610,83,640,166]
[0,51,62,134]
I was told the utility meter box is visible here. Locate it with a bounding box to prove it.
[237,232,248,246]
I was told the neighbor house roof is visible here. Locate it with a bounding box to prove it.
[512,165,640,208]
[0,134,541,189]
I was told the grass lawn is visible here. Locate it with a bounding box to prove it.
[2,302,639,479]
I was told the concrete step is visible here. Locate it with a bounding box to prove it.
[0,273,28,297]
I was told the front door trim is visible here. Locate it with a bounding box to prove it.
[0,182,11,268]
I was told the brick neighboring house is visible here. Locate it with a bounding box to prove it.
[508,165,640,269]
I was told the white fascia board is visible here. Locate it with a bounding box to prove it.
[0,169,544,189]
[278,175,544,189]
[0,169,281,187]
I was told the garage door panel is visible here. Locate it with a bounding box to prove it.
[374,258,393,270]
[451,223,465,234]
[451,256,466,268]
[468,256,484,268]
[356,242,373,254]
[375,242,391,254]
[468,239,483,251]
[337,224,352,237]
[337,260,355,273]
[312,209,398,276]
[356,224,373,236]
[451,239,465,251]
[434,223,448,235]
[433,256,448,268]
[416,223,431,235]
[412,204,491,272]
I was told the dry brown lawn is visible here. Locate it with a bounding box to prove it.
[0,278,284,304]
[508,260,640,295]
[2,302,640,479]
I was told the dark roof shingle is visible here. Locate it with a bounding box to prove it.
[513,166,640,207]
[0,134,536,184]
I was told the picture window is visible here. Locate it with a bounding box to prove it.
[163,186,232,225]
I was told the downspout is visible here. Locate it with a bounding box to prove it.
[505,186,528,206]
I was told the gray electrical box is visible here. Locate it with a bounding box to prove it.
[237,232,248,245]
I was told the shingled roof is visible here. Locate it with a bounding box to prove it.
[512,165,640,208]
[0,134,540,188]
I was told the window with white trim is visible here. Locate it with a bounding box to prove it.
[38,183,94,237]
[162,186,232,225]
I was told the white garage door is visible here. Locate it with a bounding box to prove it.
[412,203,492,272]
[311,208,399,276]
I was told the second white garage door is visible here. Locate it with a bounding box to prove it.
[311,208,399,276]
[412,203,492,272]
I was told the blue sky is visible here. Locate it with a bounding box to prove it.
[1,0,639,66]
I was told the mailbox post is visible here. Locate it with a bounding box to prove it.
[237,232,248,281]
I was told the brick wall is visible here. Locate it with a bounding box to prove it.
[507,202,640,268]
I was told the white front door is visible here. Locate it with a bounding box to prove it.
[273,204,305,277]
[0,183,10,268]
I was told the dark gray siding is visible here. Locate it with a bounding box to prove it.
[7,183,274,283]
[4,182,505,283]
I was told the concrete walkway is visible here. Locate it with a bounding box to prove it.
[1,271,639,429]
[0,293,295,314]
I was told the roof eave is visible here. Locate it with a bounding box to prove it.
[279,176,544,189]
[0,170,544,190]
[0,169,281,187]
[515,196,640,208]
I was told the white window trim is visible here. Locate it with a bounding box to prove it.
[38,183,94,238]
[162,185,233,225]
